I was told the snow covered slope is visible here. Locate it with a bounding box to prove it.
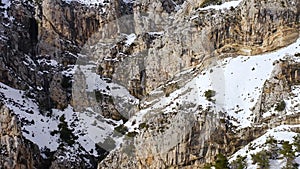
[230,125,300,169]
[126,38,300,131]
[0,81,120,156]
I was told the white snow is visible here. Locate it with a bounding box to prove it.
[75,63,139,105]
[200,0,242,11]
[122,0,134,3]
[205,38,300,128]
[230,125,300,169]
[0,82,59,151]
[0,81,122,155]
[148,31,164,36]
[37,58,59,67]
[125,33,137,46]
[127,38,300,130]
[63,0,107,5]
[1,0,14,21]
[285,85,300,116]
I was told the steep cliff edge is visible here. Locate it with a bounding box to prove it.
[94,0,300,98]
[0,103,42,169]
[97,38,300,169]
[0,0,300,168]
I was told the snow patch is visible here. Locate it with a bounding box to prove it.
[200,0,242,11]
[63,0,108,6]
[125,33,137,46]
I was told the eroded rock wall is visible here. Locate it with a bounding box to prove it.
[0,103,42,169]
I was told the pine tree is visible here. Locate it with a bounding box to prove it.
[251,150,270,169]
[293,134,300,152]
[280,141,297,169]
[230,155,247,169]
[266,136,279,159]
[214,153,230,169]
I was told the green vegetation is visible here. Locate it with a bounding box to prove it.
[251,150,270,169]
[58,115,78,146]
[203,163,213,169]
[280,141,297,169]
[50,115,78,146]
[138,122,149,130]
[266,136,277,144]
[293,134,300,152]
[281,1,286,7]
[204,89,216,101]
[114,124,128,135]
[34,0,43,4]
[214,153,230,169]
[230,155,247,169]
[61,76,71,89]
[95,90,103,102]
[266,136,279,159]
[126,131,138,138]
[275,100,286,111]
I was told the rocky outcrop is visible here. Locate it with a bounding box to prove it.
[0,103,42,169]
[96,0,300,167]
[253,57,300,124]
[92,0,300,99]
[281,61,300,85]
[1,0,300,168]
[98,108,270,168]
[210,0,300,56]
[0,0,122,110]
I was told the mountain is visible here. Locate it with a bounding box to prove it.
[0,0,299,168]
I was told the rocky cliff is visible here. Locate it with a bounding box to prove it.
[0,103,42,169]
[0,0,300,168]
[93,0,300,98]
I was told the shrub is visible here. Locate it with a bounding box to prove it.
[275,100,286,111]
[114,124,128,135]
[293,134,300,152]
[214,153,230,169]
[266,136,277,144]
[266,136,279,159]
[55,115,78,146]
[138,122,149,130]
[61,76,71,89]
[126,131,138,138]
[280,141,296,168]
[204,89,216,101]
[203,163,213,169]
[95,90,103,102]
[230,155,247,169]
[251,150,270,169]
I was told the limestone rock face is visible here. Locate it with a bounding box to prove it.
[0,103,42,169]
[38,0,110,56]
[0,0,121,110]
[253,57,300,125]
[1,0,300,168]
[210,0,300,56]
[93,0,300,98]
[49,73,69,109]
[95,0,300,168]
[97,57,300,168]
